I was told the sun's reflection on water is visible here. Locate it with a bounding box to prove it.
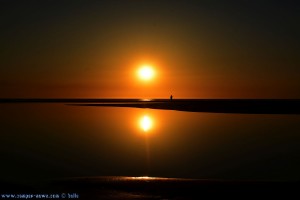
[130,176,155,180]
[140,115,153,132]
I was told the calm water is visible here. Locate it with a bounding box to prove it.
[0,102,300,197]
[1,102,300,181]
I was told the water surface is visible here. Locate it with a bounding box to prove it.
[1,101,299,180]
[0,100,300,196]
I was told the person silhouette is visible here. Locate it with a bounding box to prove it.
[170,95,173,100]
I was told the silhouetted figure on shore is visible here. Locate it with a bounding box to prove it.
[170,95,173,101]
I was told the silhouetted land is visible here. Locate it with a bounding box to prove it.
[1,98,299,114]
[72,99,300,114]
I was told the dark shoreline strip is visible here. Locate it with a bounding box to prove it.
[68,100,300,114]
[1,99,300,114]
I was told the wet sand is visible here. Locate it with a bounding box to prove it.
[1,176,298,199]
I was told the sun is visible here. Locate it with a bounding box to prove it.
[140,115,153,132]
[138,65,155,81]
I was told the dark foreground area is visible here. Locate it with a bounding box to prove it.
[1,177,299,199]
[1,98,300,114]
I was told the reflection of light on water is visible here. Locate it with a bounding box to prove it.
[140,115,153,132]
[131,176,155,180]
[108,176,155,181]
[137,115,153,175]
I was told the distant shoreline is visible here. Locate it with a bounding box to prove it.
[1,98,300,103]
[1,98,300,114]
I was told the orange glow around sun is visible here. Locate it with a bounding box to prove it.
[137,65,155,81]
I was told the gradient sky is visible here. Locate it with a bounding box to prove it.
[1,0,300,98]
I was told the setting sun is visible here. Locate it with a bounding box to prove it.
[140,115,153,132]
[138,65,155,81]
